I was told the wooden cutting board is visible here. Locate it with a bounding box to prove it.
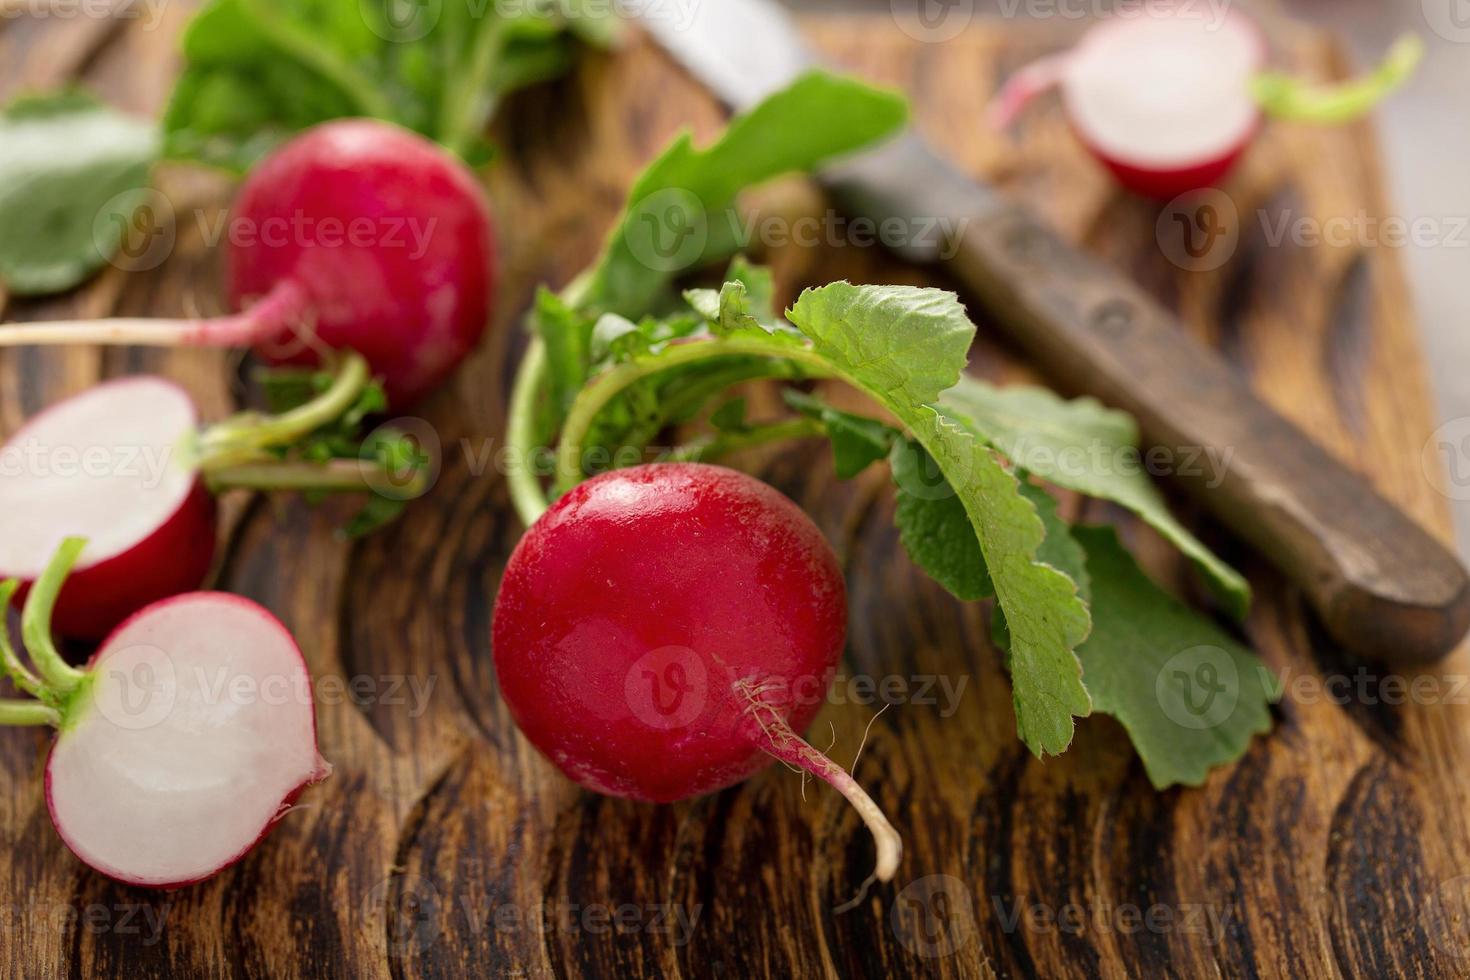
[2,8,1468,978]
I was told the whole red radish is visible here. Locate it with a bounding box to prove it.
[0,119,497,407]
[493,463,901,882]
[989,5,1420,199]
[227,120,497,405]
[0,541,329,888]
[0,353,412,640]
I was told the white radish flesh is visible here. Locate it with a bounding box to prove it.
[0,377,199,580]
[1063,11,1265,172]
[45,593,329,888]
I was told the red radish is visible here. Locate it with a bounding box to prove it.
[492,463,902,884]
[0,353,416,640]
[0,119,497,406]
[989,5,1421,199]
[0,540,329,888]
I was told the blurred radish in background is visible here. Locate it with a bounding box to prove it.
[988,4,1422,198]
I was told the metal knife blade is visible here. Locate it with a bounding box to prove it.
[635,0,816,111]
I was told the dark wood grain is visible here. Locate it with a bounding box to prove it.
[2,9,1469,979]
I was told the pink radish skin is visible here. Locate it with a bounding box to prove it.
[990,6,1267,198]
[41,591,329,888]
[0,119,497,407]
[493,463,901,882]
[0,378,216,641]
[227,120,497,405]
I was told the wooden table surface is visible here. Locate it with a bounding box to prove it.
[3,8,1470,979]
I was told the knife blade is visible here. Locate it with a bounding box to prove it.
[633,0,1470,664]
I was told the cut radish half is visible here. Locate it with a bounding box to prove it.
[1062,9,1266,198]
[0,378,216,640]
[47,592,329,887]
[0,541,329,888]
[990,6,1421,199]
[0,352,425,639]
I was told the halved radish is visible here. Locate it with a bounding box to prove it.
[0,377,216,640]
[0,353,423,639]
[990,5,1422,198]
[0,541,329,888]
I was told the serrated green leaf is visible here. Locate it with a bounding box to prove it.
[0,93,158,295]
[940,378,1249,617]
[788,282,1092,756]
[991,482,1091,650]
[1071,526,1275,788]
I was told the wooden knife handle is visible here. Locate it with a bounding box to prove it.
[824,135,1470,664]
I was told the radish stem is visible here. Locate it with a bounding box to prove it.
[1252,33,1423,124]
[0,279,308,351]
[20,538,88,695]
[738,679,902,884]
[206,458,428,497]
[506,338,552,527]
[0,699,59,727]
[200,351,370,465]
[986,52,1070,129]
[666,418,825,463]
[553,338,835,493]
[0,580,50,701]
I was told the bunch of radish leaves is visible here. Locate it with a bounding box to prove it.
[508,71,1277,788]
[0,0,615,296]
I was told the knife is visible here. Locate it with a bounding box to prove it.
[633,0,1470,665]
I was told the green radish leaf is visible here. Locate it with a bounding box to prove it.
[725,256,777,322]
[163,0,616,171]
[783,389,897,480]
[0,93,158,296]
[890,439,992,602]
[788,283,1092,756]
[686,280,802,344]
[939,378,1249,617]
[1070,526,1276,788]
[581,72,907,319]
[991,481,1091,651]
[710,398,748,431]
[589,313,649,363]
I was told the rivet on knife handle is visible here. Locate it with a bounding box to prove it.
[823,134,1470,664]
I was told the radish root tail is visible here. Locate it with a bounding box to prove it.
[737,679,902,885]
